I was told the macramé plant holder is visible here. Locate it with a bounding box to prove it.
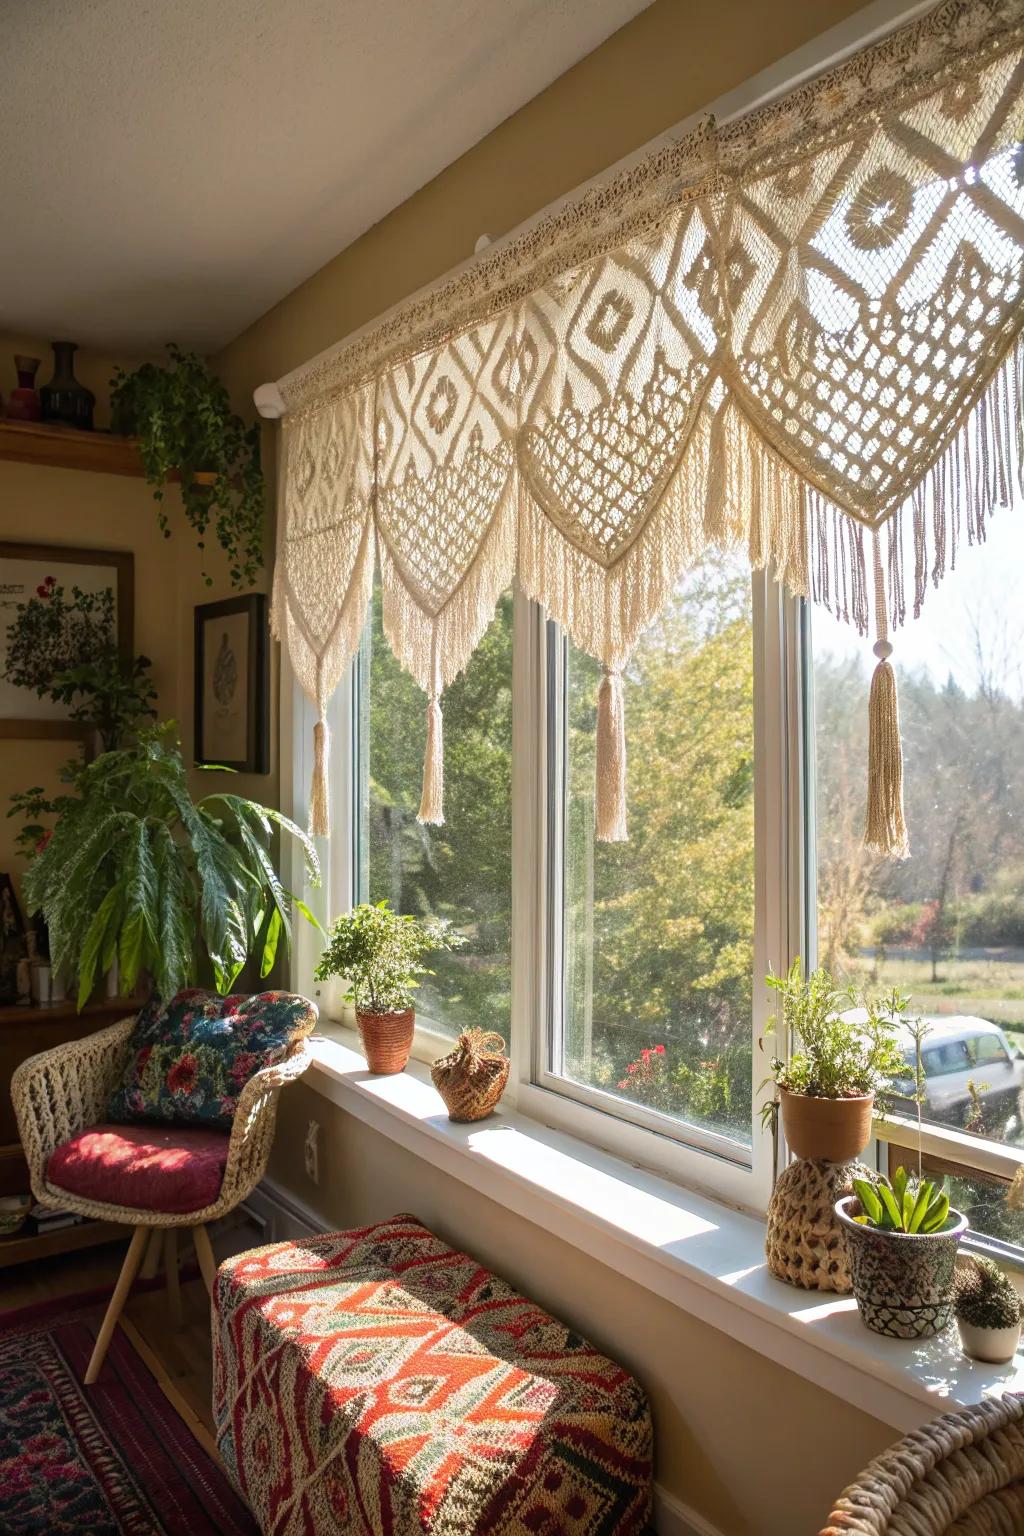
[431,1029,509,1122]
[765,1158,872,1293]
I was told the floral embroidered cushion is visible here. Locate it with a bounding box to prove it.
[107,989,317,1131]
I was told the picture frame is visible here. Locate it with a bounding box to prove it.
[0,541,134,741]
[194,593,269,773]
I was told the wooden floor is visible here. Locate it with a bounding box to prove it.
[0,1222,257,1443]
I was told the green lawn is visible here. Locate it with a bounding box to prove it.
[843,951,1024,1035]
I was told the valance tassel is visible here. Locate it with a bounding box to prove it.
[596,667,627,842]
[418,694,445,826]
[864,639,908,860]
[310,717,330,838]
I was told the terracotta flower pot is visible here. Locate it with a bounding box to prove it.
[835,1194,968,1338]
[356,1008,415,1074]
[957,1316,1021,1364]
[780,1087,874,1163]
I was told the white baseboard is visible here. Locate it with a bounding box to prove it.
[654,1484,726,1536]
[247,1182,725,1536]
[242,1177,330,1241]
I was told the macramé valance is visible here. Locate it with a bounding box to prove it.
[271,0,1024,858]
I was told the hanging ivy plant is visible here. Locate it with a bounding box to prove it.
[110,344,264,588]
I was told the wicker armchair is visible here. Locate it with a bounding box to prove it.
[12,1013,311,1383]
[820,1395,1024,1534]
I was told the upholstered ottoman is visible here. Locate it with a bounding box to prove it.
[213,1214,653,1535]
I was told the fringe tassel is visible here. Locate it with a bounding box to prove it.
[595,666,627,842]
[863,536,908,859]
[310,717,330,838]
[417,694,445,825]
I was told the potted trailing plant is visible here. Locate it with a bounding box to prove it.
[835,1169,968,1338]
[954,1255,1022,1363]
[314,900,463,1074]
[761,960,907,1163]
[110,345,264,589]
[15,725,319,1006]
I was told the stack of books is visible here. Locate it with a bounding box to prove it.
[29,1202,84,1235]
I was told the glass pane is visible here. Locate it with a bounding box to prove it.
[360,585,512,1039]
[559,552,755,1149]
[812,513,1024,1241]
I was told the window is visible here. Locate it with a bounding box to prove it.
[357,584,513,1040]
[812,511,1024,1248]
[541,551,760,1160]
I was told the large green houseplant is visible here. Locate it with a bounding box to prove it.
[18,726,319,1007]
[110,345,264,588]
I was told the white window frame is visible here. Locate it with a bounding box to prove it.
[512,573,803,1215]
[276,0,1024,1224]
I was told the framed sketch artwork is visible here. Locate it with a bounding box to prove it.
[0,542,134,740]
[194,594,269,772]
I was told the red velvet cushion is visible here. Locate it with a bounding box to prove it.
[46,1122,230,1214]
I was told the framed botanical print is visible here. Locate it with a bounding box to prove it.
[194,593,269,772]
[0,541,134,740]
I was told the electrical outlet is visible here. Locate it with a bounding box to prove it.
[304,1119,320,1185]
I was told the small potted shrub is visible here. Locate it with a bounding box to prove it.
[835,1169,968,1338]
[314,901,463,1074]
[761,960,906,1163]
[955,1255,1022,1363]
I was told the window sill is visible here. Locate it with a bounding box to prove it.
[304,1023,1024,1434]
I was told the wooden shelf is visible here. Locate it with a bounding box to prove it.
[0,420,217,484]
[0,1217,126,1269]
[0,419,146,477]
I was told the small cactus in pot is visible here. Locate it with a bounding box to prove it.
[955,1255,1022,1364]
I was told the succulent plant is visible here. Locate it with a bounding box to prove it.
[955,1255,1022,1331]
[851,1169,955,1235]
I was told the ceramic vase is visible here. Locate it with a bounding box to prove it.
[40,342,95,430]
[7,356,42,422]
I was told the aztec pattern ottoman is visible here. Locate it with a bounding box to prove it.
[213,1214,653,1535]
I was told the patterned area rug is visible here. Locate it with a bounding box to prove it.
[0,1290,256,1534]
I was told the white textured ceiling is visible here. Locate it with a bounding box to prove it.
[0,0,651,356]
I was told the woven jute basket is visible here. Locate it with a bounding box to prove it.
[357,1008,415,1074]
[431,1029,509,1121]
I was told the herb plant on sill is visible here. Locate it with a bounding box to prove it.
[18,725,320,1007]
[760,959,907,1163]
[110,344,264,588]
[314,900,464,1076]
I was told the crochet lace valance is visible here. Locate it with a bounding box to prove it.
[271,0,1024,856]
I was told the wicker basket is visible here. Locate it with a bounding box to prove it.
[356,1008,416,1074]
[431,1030,509,1121]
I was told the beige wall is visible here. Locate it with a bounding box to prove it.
[211,0,873,408]
[210,2,901,1530]
[0,335,277,908]
[269,1080,894,1536]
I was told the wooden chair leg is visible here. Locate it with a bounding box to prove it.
[140,1226,163,1281]
[85,1226,149,1385]
[192,1223,217,1296]
[165,1228,182,1325]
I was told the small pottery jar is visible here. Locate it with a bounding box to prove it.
[958,1316,1021,1364]
[781,1087,874,1163]
[40,342,95,430]
[7,356,42,422]
[835,1193,968,1338]
[356,1007,416,1074]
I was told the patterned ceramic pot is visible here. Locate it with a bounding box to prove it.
[835,1194,968,1339]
